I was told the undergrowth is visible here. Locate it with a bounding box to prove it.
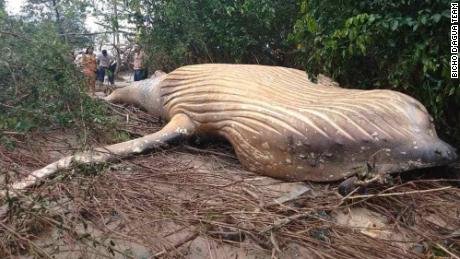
[0,14,113,145]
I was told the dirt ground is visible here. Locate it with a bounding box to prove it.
[0,101,459,259]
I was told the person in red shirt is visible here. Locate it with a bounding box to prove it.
[81,46,97,95]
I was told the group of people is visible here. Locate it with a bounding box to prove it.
[75,46,147,95]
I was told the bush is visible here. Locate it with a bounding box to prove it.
[132,0,300,70]
[292,0,459,145]
[0,16,110,137]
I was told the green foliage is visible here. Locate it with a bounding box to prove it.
[129,0,300,70]
[0,15,110,136]
[293,0,460,144]
[111,130,132,142]
[23,0,92,48]
[90,0,126,44]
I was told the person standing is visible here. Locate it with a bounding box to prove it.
[81,47,97,95]
[96,49,114,86]
[133,46,147,81]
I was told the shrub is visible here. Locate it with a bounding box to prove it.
[131,0,299,70]
[0,16,110,137]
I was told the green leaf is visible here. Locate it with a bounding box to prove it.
[391,20,399,31]
[432,14,442,23]
[420,15,428,25]
[436,95,442,103]
[368,15,376,23]
[306,17,318,33]
[381,21,389,29]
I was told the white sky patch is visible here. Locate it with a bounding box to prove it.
[5,0,25,15]
[85,14,102,32]
[5,0,101,32]
[5,0,133,53]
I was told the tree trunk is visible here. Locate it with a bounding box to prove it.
[113,0,120,46]
[112,43,122,78]
[51,0,68,43]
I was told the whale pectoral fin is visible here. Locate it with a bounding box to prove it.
[114,113,196,155]
[1,113,196,199]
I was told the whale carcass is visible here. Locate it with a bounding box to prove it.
[4,64,457,196]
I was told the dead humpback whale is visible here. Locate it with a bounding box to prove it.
[3,64,457,196]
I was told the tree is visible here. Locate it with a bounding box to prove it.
[127,0,300,71]
[0,6,108,135]
[22,0,92,47]
[91,0,137,46]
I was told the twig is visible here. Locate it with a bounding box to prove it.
[153,231,199,257]
[0,221,51,257]
[260,213,310,234]
[4,190,136,258]
[345,186,452,199]
[0,30,32,41]
[264,185,311,208]
[1,131,25,136]
[435,243,460,259]
[339,187,360,202]
[105,103,150,124]
[58,31,135,36]
[183,145,237,159]
[270,231,282,255]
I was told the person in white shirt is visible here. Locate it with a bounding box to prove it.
[96,49,114,85]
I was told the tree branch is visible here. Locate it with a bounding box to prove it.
[58,31,135,36]
[0,30,32,42]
